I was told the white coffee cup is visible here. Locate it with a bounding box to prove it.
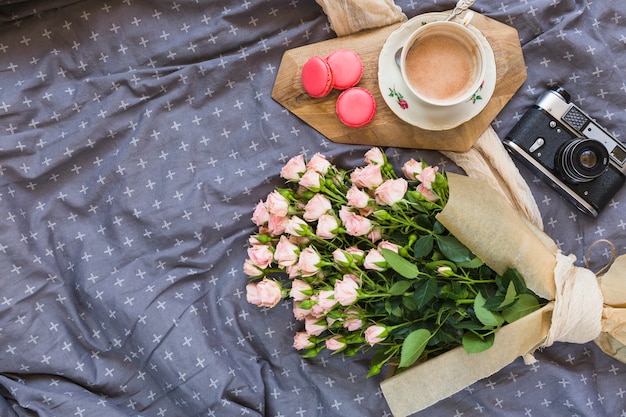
[400,18,487,107]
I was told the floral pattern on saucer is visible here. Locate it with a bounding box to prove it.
[469,80,485,104]
[388,87,409,109]
[378,13,496,131]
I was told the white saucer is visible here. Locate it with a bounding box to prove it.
[378,12,497,131]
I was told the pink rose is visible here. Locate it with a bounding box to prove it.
[364,325,388,346]
[266,190,289,217]
[293,332,315,350]
[285,216,309,236]
[343,310,364,331]
[286,264,301,278]
[401,158,423,180]
[367,227,383,243]
[416,165,439,188]
[317,289,337,312]
[378,240,400,253]
[307,152,332,175]
[334,275,360,306]
[316,214,340,239]
[346,185,370,209]
[303,194,332,221]
[297,246,321,277]
[247,244,273,269]
[325,335,346,351]
[339,206,372,237]
[267,214,289,236]
[293,301,311,320]
[364,248,387,271]
[332,248,351,268]
[332,248,363,268]
[311,290,336,317]
[417,183,439,202]
[343,272,361,285]
[346,246,365,262]
[280,154,306,181]
[350,164,383,189]
[246,282,261,305]
[299,169,323,191]
[246,279,282,308]
[243,259,263,277]
[290,279,312,302]
[305,316,327,336]
[364,147,385,165]
[437,266,454,277]
[251,200,269,226]
[374,178,407,206]
[274,235,299,267]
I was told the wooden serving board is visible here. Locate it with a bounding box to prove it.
[272,12,526,152]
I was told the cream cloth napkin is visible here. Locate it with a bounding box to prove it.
[315,0,406,36]
[315,0,543,230]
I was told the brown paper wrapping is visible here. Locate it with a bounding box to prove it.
[381,173,626,417]
[436,174,558,301]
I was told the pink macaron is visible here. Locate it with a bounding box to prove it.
[301,55,334,98]
[326,49,363,90]
[335,87,376,128]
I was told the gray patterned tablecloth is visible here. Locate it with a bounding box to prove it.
[0,0,624,416]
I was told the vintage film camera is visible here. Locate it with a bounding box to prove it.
[504,86,626,217]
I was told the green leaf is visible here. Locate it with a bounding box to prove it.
[301,343,325,358]
[413,278,437,309]
[343,345,362,357]
[440,283,468,301]
[473,292,505,327]
[367,349,390,378]
[402,295,417,311]
[454,320,487,331]
[498,280,518,309]
[381,248,419,279]
[456,256,484,269]
[437,235,472,262]
[482,295,506,311]
[389,280,412,296]
[462,332,495,353]
[399,329,431,368]
[503,293,541,323]
[413,235,434,258]
[433,220,446,234]
[502,268,528,294]
[385,298,404,317]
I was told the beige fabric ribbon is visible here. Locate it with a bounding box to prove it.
[521,252,604,365]
[315,0,406,36]
[545,253,603,346]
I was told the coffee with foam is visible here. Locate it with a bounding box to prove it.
[400,20,485,107]
[405,33,477,101]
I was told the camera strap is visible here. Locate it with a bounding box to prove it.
[585,239,617,276]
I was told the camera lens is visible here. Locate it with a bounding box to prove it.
[555,139,609,183]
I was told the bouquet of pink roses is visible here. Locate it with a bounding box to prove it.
[244,148,544,377]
